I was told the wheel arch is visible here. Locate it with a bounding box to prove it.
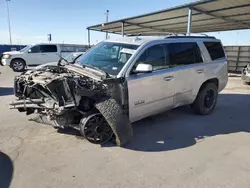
[198,78,219,94]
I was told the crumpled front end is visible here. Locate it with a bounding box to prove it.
[10,65,133,146]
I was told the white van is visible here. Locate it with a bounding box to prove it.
[1,43,88,71]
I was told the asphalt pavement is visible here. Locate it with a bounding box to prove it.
[1,66,250,188]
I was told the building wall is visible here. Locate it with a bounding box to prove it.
[225,46,250,72]
[0,45,27,55]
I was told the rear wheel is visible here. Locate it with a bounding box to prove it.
[80,113,113,144]
[11,59,26,72]
[193,82,218,115]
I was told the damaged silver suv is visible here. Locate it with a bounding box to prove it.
[10,35,228,146]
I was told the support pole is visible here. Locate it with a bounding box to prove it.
[105,10,109,39]
[121,21,124,37]
[235,46,241,72]
[187,6,193,36]
[6,0,12,45]
[88,29,90,48]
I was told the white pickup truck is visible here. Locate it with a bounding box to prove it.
[1,43,87,72]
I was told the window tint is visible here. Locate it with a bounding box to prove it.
[136,44,166,71]
[204,42,225,60]
[29,45,40,53]
[40,45,57,53]
[166,42,203,67]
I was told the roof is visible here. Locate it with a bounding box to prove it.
[106,36,167,45]
[87,0,250,35]
[106,34,219,45]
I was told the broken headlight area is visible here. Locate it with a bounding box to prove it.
[10,65,133,146]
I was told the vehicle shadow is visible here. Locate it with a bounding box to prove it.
[0,151,14,188]
[121,93,250,152]
[29,115,82,137]
[57,127,82,137]
[0,87,13,96]
[29,93,250,152]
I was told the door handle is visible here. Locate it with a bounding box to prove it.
[196,69,204,74]
[41,54,46,55]
[163,76,174,81]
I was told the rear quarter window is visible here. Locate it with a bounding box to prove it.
[204,42,225,61]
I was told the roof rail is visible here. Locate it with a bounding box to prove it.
[126,32,216,39]
[127,31,179,37]
[127,32,214,38]
[166,35,216,39]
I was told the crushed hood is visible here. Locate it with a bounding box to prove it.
[65,64,107,81]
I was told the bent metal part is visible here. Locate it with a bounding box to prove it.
[9,64,133,146]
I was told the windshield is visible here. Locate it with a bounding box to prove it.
[59,52,83,64]
[77,42,139,75]
[19,45,31,52]
[65,52,82,62]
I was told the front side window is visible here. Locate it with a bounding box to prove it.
[135,44,167,71]
[204,42,225,60]
[78,42,139,75]
[166,42,203,67]
[29,45,40,53]
[40,45,57,53]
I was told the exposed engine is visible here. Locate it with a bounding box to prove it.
[10,65,133,146]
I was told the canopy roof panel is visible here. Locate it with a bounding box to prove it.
[87,0,250,35]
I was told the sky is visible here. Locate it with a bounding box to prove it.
[0,0,249,46]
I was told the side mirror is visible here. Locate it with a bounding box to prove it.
[133,63,153,74]
[28,49,32,53]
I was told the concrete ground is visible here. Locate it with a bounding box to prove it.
[0,66,250,188]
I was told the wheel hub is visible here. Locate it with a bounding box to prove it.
[95,126,102,134]
[81,113,113,144]
[204,89,215,108]
[13,61,24,70]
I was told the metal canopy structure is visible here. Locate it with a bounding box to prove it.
[87,0,250,45]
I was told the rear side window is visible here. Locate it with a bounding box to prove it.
[61,46,75,52]
[204,42,225,60]
[166,42,203,67]
[40,45,57,53]
[61,45,88,52]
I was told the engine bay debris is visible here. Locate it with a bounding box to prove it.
[10,64,133,146]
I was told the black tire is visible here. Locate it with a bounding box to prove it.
[79,113,114,145]
[94,98,133,146]
[193,82,218,115]
[10,59,26,72]
[242,80,250,85]
[0,54,3,66]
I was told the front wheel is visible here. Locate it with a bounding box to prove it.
[11,59,26,72]
[192,83,218,115]
[79,113,114,145]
